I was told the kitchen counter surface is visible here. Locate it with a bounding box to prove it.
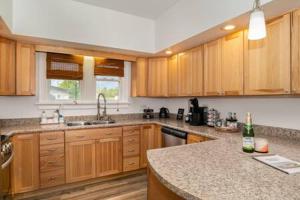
[1,118,300,199]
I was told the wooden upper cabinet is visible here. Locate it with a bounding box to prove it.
[96,136,123,177]
[11,134,39,194]
[16,42,36,96]
[292,9,300,94]
[168,55,178,96]
[0,37,16,95]
[131,58,148,97]
[148,58,168,97]
[221,31,244,95]
[244,14,291,95]
[204,39,222,96]
[66,140,96,183]
[178,51,192,96]
[190,46,204,96]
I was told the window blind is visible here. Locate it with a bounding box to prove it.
[94,58,124,77]
[47,53,84,80]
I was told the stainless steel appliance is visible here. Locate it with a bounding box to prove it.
[161,127,187,147]
[0,135,13,199]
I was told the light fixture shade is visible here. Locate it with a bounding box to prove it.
[248,9,267,40]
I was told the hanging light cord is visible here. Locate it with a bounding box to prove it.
[253,0,261,10]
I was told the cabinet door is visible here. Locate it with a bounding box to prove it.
[148,58,168,97]
[168,55,178,96]
[11,134,39,194]
[16,42,36,96]
[140,125,155,168]
[66,140,96,183]
[292,9,300,94]
[221,31,244,95]
[204,39,222,96]
[131,58,148,97]
[96,137,122,177]
[154,125,163,149]
[0,37,15,95]
[244,14,291,95]
[178,52,192,96]
[190,46,204,96]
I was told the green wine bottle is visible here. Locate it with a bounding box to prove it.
[242,112,255,153]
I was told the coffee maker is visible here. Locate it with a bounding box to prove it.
[188,98,207,126]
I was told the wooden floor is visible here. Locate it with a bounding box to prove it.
[14,170,147,200]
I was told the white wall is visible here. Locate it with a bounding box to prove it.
[0,0,13,29]
[166,98,300,130]
[12,0,155,53]
[155,0,272,51]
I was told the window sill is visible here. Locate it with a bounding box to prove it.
[36,101,130,110]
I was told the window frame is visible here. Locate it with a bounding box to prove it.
[37,53,130,110]
[47,79,82,102]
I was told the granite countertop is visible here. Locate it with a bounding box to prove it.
[1,119,300,199]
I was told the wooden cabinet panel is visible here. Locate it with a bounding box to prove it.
[40,154,65,172]
[168,55,178,96]
[11,134,39,194]
[221,31,244,95]
[178,52,192,96]
[187,134,210,144]
[66,140,96,183]
[40,143,64,157]
[40,169,65,189]
[0,37,15,95]
[123,144,140,157]
[190,46,204,96]
[292,9,300,94]
[16,42,36,96]
[123,134,140,146]
[140,125,155,168]
[148,58,168,97]
[96,137,122,177]
[204,39,222,96]
[131,58,148,97]
[154,125,163,149]
[244,14,291,95]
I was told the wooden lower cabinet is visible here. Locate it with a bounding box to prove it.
[140,125,162,168]
[11,134,39,194]
[187,134,210,144]
[96,137,123,177]
[66,140,96,183]
[123,126,141,172]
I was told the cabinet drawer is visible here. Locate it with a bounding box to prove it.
[40,169,65,188]
[123,126,140,137]
[40,143,64,157]
[123,135,140,146]
[123,144,140,157]
[123,157,140,172]
[40,131,64,145]
[98,127,122,139]
[65,129,97,143]
[40,154,65,172]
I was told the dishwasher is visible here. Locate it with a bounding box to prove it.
[161,127,187,147]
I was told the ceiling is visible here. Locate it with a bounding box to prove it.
[73,0,179,19]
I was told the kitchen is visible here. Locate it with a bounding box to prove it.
[1,0,300,199]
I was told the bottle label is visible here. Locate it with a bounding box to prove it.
[243,137,254,150]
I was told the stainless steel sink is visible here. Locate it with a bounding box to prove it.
[90,120,116,125]
[66,119,116,126]
[66,121,92,126]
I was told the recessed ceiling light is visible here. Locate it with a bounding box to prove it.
[222,25,236,31]
[165,50,172,55]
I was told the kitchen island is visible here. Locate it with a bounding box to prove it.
[147,122,300,200]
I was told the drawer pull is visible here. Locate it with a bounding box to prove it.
[129,162,136,165]
[76,136,86,139]
[48,177,56,181]
[47,149,56,153]
[105,133,112,135]
[128,150,135,153]
[46,137,58,141]
[128,139,135,142]
[47,161,57,165]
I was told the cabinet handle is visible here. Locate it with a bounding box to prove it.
[128,150,135,153]
[48,177,56,182]
[129,162,136,165]
[76,136,86,139]
[128,139,135,142]
[105,133,112,135]
[46,137,58,141]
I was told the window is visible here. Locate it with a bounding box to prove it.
[48,79,80,101]
[96,76,120,101]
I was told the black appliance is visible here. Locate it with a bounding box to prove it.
[159,107,170,118]
[143,108,154,119]
[188,98,207,126]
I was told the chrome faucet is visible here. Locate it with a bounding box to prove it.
[97,93,107,120]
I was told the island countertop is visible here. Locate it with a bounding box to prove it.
[1,118,300,199]
[147,122,300,200]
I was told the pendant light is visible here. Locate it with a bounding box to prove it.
[248,0,267,40]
